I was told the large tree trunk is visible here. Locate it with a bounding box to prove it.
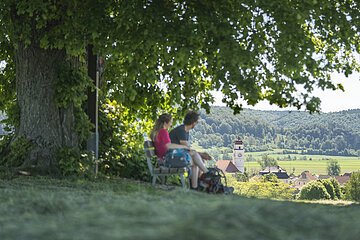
[15,44,78,173]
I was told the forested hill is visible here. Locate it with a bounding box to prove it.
[2,108,360,156]
[192,107,360,156]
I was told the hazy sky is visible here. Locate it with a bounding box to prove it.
[313,72,360,112]
[213,71,360,113]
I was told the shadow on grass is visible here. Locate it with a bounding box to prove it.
[0,176,359,240]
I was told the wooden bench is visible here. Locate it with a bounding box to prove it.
[144,140,188,188]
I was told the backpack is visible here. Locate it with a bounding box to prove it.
[198,167,234,194]
[164,149,191,168]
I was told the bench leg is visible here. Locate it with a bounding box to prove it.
[152,175,157,186]
[180,174,186,188]
[160,176,167,184]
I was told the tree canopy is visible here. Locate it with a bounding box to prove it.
[0,0,359,174]
[327,159,341,176]
[2,1,359,114]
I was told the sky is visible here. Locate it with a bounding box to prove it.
[212,71,360,113]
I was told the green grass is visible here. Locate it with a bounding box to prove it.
[0,176,359,240]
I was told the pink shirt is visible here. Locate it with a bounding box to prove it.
[153,128,171,159]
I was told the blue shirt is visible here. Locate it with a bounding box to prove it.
[169,125,189,144]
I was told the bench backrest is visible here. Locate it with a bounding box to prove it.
[144,140,156,174]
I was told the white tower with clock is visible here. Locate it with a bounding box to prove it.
[232,138,244,173]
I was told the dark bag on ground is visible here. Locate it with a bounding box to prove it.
[198,167,234,194]
[164,149,191,168]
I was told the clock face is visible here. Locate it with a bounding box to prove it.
[237,153,242,157]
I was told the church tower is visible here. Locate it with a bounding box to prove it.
[232,138,244,172]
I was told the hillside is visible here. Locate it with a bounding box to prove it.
[0,177,359,240]
[192,107,360,157]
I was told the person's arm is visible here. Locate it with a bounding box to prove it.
[166,142,190,150]
[198,152,212,160]
[178,137,211,160]
[177,139,211,159]
[179,140,190,148]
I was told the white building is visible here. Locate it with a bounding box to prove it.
[232,139,244,173]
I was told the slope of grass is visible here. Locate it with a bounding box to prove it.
[0,176,359,240]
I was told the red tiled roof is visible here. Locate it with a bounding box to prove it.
[335,175,350,185]
[300,171,317,180]
[216,160,240,173]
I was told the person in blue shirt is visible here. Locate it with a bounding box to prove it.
[170,111,211,190]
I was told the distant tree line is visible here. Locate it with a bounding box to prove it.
[191,107,360,157]
[3,107,360,157]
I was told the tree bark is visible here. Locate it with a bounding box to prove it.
[15,44,78,173]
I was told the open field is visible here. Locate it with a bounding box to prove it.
[197,145,360,175]
[244,150,360,175]
[0,176,359,240]
[244,158,360,175]
[247,150,360,161]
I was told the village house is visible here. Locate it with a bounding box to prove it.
[318,173,352,186]
[293,170,318,188]
[259,166,290,183]
[216,160,240,173]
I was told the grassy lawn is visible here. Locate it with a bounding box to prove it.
[0,176,359,240]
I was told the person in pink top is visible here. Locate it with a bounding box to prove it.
[150,113,189,162]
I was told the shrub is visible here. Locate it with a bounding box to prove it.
[329,178,342,200]
[298,181,331,200]
[0,134,32,168]
[344,171,360,202]
[226,174,296,200]
[261,173,279,183]
[57,147,96,178]
[320,179,336,200]
[98,100,151,181]
[235,172,249,182]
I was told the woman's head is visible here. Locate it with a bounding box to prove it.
[150,113,173,141]
[157,113,172,128]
